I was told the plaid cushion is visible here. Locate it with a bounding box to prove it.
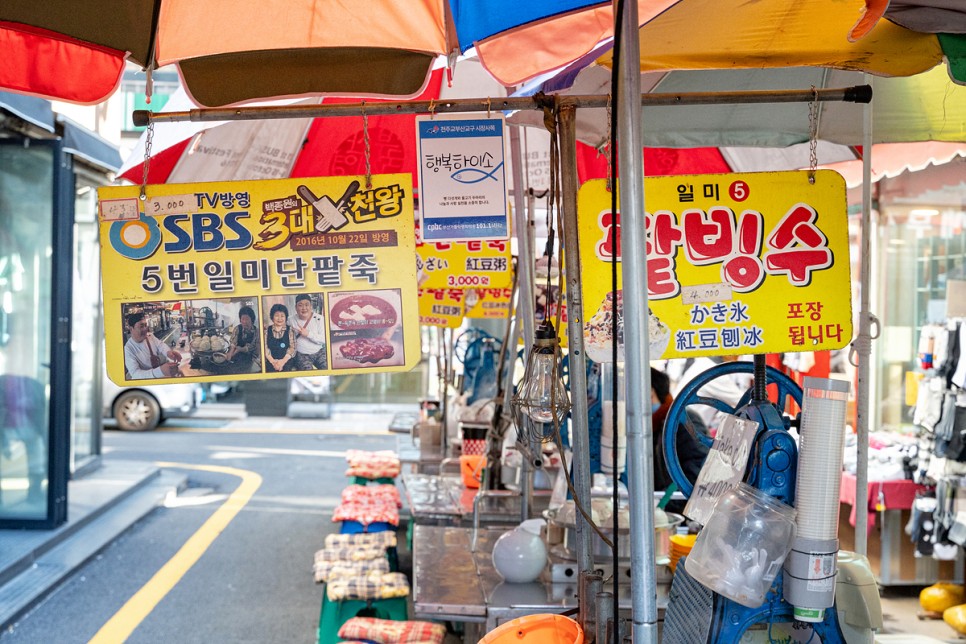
[339,617,446,644]
[313,556,389,584]
[314,545,387,563]
[325,531,397,549]
[326,571,410,602]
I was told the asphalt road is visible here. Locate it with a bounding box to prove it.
[0,416,401,644]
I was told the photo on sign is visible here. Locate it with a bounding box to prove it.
[584,290,672,363]
[328,289,405,369]
[262,292,329,373]
[120,297,260,381]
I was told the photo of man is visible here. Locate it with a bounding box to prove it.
[124,311,183,379]
[292,293,328,370]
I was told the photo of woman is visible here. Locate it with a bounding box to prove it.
[224,305,261,373]
[264,302,297,373]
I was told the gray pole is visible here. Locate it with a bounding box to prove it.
[558,105,596,631]
[854,76,875,555]
[509,127,536,349]
[616,1,658,642]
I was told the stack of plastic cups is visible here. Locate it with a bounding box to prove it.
[783,376,851,622]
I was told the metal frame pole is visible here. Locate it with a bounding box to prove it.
[509,127,536,349]
[616,1,658,642]
[558,105,596,631]
[854,76,875,556]
[133,86,872,126]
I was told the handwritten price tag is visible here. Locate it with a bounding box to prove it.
[681,283,733,305]
[98,198,139,222]
[144,194,201,216]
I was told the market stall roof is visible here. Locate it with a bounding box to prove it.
[1,0,964,107]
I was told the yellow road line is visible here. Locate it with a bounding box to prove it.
[334,374,356,394]
[89,462,262,644]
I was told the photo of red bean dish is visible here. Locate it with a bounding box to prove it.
[339,337,395,364]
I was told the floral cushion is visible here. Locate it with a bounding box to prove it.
[338,617,446,644]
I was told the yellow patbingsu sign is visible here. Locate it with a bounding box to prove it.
[418,289,466,328]
[578,171,852,362]
[98,175,419,385]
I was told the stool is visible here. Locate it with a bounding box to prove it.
[317,593,408,644]
[350,476,396,486]
[339,520,394,534]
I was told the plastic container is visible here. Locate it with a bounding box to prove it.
[668,533,697,573]
[685,482,797,608]
[460,454,486,488]
[480,613,583,644]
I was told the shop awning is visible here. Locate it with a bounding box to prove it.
[0,90,121,172]
[0,89,55,132]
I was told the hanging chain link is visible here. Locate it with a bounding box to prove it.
[808,86,819,184]
[140,121,155,201]
[362,103,372,190]
[605,94,613,192]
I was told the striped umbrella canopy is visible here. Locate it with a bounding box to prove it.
[0,0,962,107]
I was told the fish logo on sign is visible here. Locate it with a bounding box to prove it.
[451,161,504,185]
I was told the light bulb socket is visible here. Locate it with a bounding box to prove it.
[535,320,557,341]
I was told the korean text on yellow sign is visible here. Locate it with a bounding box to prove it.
[416,238,512,290]
[418,289,466,328]
[578,171,852,362]
[98,175,419,385]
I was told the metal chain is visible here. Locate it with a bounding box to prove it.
[362,102,372,189]
[808,86,819,184]
[140,121,155,201]
[605,94,613,191]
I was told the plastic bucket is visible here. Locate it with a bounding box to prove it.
[460,454,486,488]
[685,483,797,608]
[480,613,584,644]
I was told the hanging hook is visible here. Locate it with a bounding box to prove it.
[486,97,491,119]
[428,98,436,120]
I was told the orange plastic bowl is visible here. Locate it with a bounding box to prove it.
[480,613,583,644]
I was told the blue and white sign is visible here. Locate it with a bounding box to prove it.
[416,114,509,242]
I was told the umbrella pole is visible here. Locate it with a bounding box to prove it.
[615,1,658,642]
[558,105,597,629]
[853,76,875,556]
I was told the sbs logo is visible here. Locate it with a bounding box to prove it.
[109,214,161,260]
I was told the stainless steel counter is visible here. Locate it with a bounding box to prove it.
[412,524,668,635]
[402,474,553,525]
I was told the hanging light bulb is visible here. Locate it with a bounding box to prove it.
[512,321,571,441]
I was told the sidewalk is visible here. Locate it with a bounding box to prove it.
[0,460,186,628]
